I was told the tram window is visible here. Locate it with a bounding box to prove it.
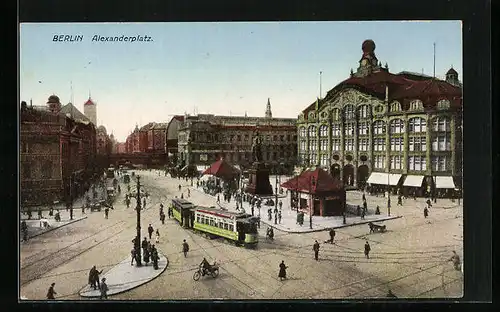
[196,215,200,223]
[219,222,224,228]
[229,225,234,232]
[224,223,228,230]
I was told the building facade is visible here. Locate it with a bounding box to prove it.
[297,40,462,196]
[20,96,97,206]
[178,100,298,173]
[165,115,184,166]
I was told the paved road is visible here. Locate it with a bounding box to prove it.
[20,170,463,300]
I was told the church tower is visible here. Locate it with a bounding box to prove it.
[265,98,272,118]
[83,94,97,125]
[355,39,383,77]
[445,66,461,87]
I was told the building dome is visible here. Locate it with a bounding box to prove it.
[97,125,107,134]
[446,67,458,76]
[84,98,95,106]
[47,95,60,103]
[362,40,376,53]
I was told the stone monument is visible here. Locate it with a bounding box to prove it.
[245,131,273,196]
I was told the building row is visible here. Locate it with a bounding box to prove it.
[20,95,114,206]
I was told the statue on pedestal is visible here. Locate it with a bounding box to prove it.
[252,132,262,163]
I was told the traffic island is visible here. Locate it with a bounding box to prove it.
[79,252,169,298]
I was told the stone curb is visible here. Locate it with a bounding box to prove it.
[261,216,402,234]
[25,216,88,239]
[79,254,169,298]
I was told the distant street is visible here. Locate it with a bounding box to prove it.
[20,170,463,300]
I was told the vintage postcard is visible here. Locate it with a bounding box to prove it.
[19,21,463,300]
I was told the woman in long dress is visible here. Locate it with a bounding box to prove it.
[278,260,287,281]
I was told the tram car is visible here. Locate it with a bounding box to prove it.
[170,198,259,247]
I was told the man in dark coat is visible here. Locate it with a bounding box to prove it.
[143,248,150,265]
[99,278,108,300]
[327,229,336,244]
[278,261,287,281]
[21,220,28,242]
[141,237,148,254]
[148,224,154,239]
[88,266,103,290]
[160,211,165,224]
[182,239,189,257]
[313,240,320,261]
[46,283,57,299]
[364,241,371,259]
[424,207,429,218]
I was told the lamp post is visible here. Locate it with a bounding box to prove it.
[310,175,315,229]
[69,173,73,220]
[274,175,278,224]
[387,172,391,216]
[134,175,143,266]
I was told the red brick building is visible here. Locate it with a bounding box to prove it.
[20,96,97,206]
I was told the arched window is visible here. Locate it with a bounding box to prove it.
[410,100,423,110]
[358,105,370,118]
[332,109,340,121]
[437,100,451,110]
[389,119,405,134]
[372,120,386,135]
[390,101,401,112]
[319,125,328,137]
[433,116,451,132]
[331,124,341,136]
[308,125,317,137]
[299,127,307,138]
[343,105,355,120]
[358,122,369,135]
[408,117,427,133]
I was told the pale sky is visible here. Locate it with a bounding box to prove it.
[19,21,462,142]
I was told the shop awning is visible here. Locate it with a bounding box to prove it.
[435,176,455,189]
[389,174,402,186]
[367,172,388,185]
[196,165,208,172]
[403,175,425,187]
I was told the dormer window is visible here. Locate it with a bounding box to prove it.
[409,100,423,111]
[308,112,316,120]
[390,101,401,112]
[437,99,451,110]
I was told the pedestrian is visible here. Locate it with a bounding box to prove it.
[99,278,108,300]
[397,195,403,206]
[279,200,283,210]
[217,194,220,203]
[182,239,189,257]
[187,189,190,197]
[131,248,136,265]
[88,265,103,290]
[159,203,164,215]
[313,240,320,261]
[278,211,282,224]
[361,209,365,220]
[328,229,336,244]
[178,184,181,191]
[356,205,361,216]
[143,197,147,208]
[21,220,28,242]
[81,204,85,215]
[362,193,366,202]
[450,251,461,271]
[46,283,57,300]
[181,193,184,199]
[375,205,381,215]
[38,207,43,220]
[278,260,288,281]
[424,207,429,218]
[141,237,148,254]
[364,241,371,259]
[148,224,154,239]
[160,211,165,224]
[125,197,130,208]
[274,212,278,224]
[168,207,172,219]
[155,229,160,243]
[251,206,255,216]
[143,248,150,266]
[104,207,109,219]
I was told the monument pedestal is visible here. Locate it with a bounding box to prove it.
[245,162,273,196]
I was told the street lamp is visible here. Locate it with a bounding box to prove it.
[310,175,315,229]
[134,175,143,266]
[387,172,391,216]
[274,175,278,224]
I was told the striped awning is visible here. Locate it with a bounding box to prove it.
[435,176,455,189]
[403,175,425,187]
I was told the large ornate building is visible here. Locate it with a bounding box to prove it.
[20,96,97,206]
[297,40,462,196]
[177,99,298,173]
